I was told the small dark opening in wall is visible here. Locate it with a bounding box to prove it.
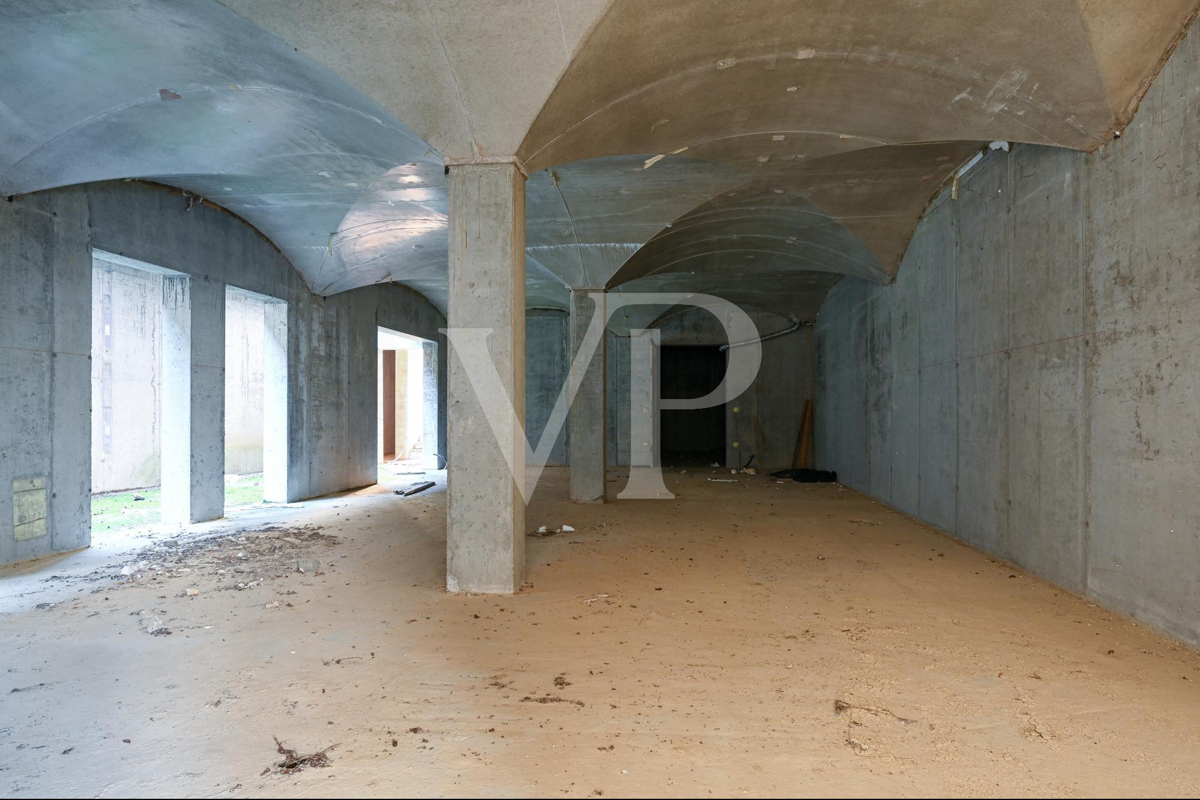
[659,345,726,467]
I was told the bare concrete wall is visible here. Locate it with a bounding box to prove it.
[526,309,570,467]
[88,264,268,490]
[815,23,1200,647]
[224,290,267,476]
[608,307,814,470]
[1,181,447,565]
[91,260,162,493]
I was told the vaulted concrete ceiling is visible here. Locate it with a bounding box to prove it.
[2,0,1197,319]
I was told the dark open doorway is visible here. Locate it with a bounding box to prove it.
[660,345,726,467]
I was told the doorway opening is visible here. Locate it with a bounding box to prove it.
[378,328,439,483]
[659,345,726,467]
[89,251,291,538]
[224,287,288,513]
[89,252,168,537]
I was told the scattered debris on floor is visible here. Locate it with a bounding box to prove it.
[771,468,838,483]
[137,611,171,636]
[268,737,337,775]
[395,481,435,497]
[110,524,339,593]
[9,683,51,694]
[1023,721,1049,741]
[7,470,1200,797]
[321,656,362,667]
[521,695,585,707]
[531,523,576,537]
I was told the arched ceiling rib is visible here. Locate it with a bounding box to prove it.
[606,142,987,294]
[2,0,1198,320]
[524,155,748,287]
[0,0,441,302]
[519,0,1198,170]
[304,154,752,310]
[218,0,613,162]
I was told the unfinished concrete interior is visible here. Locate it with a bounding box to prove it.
[3,1,1200,796]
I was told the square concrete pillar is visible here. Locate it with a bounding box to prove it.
[161,275,225,525]
[422,341,441,469]
[0,189,92,564]
[618,328,674,499]
[377,348,387,465]
[262,299,290,503]
[395,349,410,458]
[569,288,607,503]
[628,329,660,470]
[446,161,526,594]
[380,349,397,461]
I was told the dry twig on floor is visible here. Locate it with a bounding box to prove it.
[268,737,337,775]
[833,699,917,725]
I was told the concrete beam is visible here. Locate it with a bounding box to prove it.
[161,275,225,525]
[445,162,526,594]
[569,288,607,503]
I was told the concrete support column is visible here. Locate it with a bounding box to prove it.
[161,276,225,525]
[618,328,674,499]
[377,348,387,466]
[395,349,409,458]
[446,161,526,594]
[628,329,660,470]
[422,341,441,469]
[262,299,289,503]
[569,288,607,503]
[0,190,92,564]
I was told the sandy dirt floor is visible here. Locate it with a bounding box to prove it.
[2,467,1199,798]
